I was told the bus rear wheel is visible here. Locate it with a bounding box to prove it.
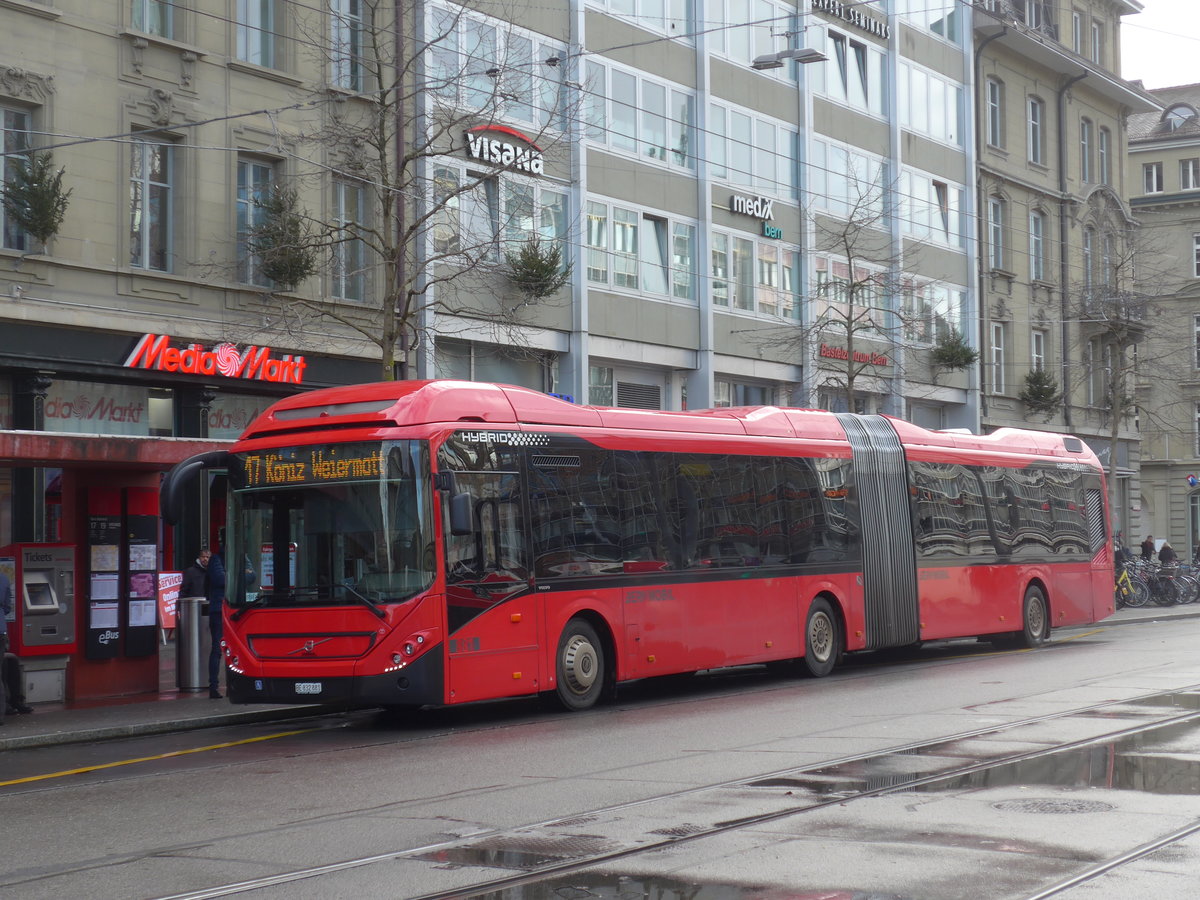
[554,618,605,711]
[802,598,840,678]
[1016,586,1049,648]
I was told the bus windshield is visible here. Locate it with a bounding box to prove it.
[225,440,434,609]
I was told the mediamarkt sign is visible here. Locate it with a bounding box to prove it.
[124,334,308,384]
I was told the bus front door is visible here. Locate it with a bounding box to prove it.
[444,476,540,704]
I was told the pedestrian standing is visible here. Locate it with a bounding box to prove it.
[181,548,210,598]
[1141,535,1155,560]
[0,568,33,720]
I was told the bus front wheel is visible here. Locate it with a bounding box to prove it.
[554,618,605,711]
[803,598,840,678]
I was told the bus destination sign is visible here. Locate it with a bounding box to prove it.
[239,446,385,487]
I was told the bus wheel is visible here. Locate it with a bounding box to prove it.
[555,619,605,711]
[1017,586,1050,648]
[802,599,840,678]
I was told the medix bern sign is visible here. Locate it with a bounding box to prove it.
[124,334,308,384]
[465,125,544,175]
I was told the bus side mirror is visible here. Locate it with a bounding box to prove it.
[449,492,474,536]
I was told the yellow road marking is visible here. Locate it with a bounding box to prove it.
[0,728,314,787]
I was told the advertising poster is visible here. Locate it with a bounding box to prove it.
[157,572,182,629]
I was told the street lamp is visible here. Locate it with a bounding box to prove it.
[751,47,827,70]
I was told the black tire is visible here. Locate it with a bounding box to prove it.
[554,618,605,711]
[1126,575,1151,608]
[1015,585,1050,648]
[802,598,840,677]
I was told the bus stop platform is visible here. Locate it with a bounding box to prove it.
[1,602,1197,753]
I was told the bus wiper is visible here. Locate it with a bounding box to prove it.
[230,593,269,621]
[340,582,387,620]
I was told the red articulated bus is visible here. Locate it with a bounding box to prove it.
[161,380,1114,711]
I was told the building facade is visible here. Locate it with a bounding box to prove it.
[0,1,1165,697]
[1128,84,1200,553]
[972,0,1155,538]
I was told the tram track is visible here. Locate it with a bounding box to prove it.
[153,683,1200,900]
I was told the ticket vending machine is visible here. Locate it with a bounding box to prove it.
[1,543,76,703]
[3,543,77,655]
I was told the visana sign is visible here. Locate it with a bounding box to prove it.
[124,334,308,384]
[465,125,545,175]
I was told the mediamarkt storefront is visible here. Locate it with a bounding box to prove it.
[0,322,376,702]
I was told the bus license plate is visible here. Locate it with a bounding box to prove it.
[295,682,323,695]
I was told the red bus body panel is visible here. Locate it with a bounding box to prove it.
[211,381,1113,709]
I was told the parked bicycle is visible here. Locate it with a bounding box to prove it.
[1116,557,1151,608]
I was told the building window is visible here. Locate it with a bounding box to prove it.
[899,169,966,249]
[1194,315,1200,368]
[431,9,566,128]
[129,137,172,272]
[985,77,1004,147]
[1195,403,1200,456]
[1091,21,1103,64]
[332,179,366,301]
[1193,235,1200,279]
[1,108,32,252]
[1144,162,1163,194]
[587,199,698,301]
[902,279,966,345]
[894,0,961,44]
[236,159,274,286]
[1032,328,1046,372]
[587,0,695,43]
[709,0,799,75]
[331,0,363,91]
[586,61,696,170]
[1182,159,1200,191]
[898,61,962,145]
[990,322,1005,394]
[1082,227,1094,290]
[1072,11,1083,54]
[132,0,172,37]
[589,365,613,405]
[1098,127,1111,185]
[237,0,276,68]
[988,195,1005,270]
[1027,97,1045,165]
[1080,118,1093,183]
[811,138,885,220]
[1029,210,1046,281]
[715,233,795,318]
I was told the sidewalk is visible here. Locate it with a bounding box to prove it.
[2,603,1197,753]
[0,634,326,752]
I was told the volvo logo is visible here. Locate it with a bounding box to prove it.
[286,638,332,656]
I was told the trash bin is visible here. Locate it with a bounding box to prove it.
[177,596,211,691]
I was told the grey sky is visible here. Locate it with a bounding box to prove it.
[1121,0,1200,89]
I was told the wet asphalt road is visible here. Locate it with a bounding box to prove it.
[3,614,1200,900]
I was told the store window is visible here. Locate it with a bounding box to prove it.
[43,381,159,437]
[208,394,273,440]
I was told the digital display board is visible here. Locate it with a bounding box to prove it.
[236,444,388,488]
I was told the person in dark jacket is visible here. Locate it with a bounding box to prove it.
[1141,535,1155,560]
[181,549,210,598]
[206,549,226,699]
[1159,542,1179,567]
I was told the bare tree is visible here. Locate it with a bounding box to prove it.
[751,168,972,415]
[243,1,575,379]
[1065,212,1189,512]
